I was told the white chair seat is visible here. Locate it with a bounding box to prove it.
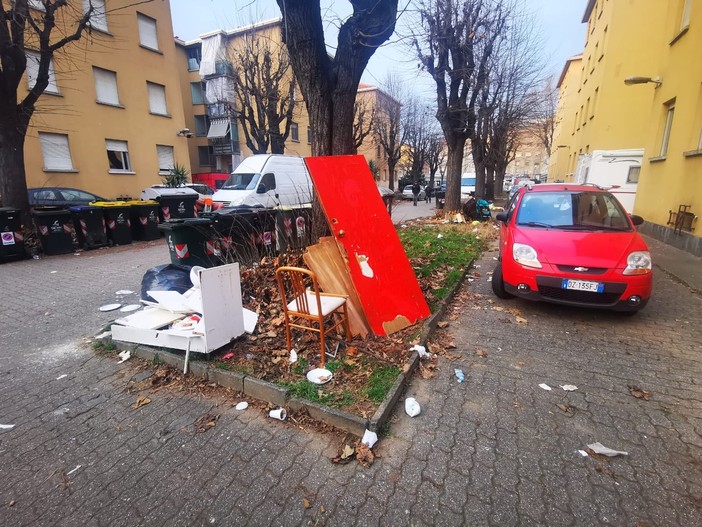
[288,291,346,317]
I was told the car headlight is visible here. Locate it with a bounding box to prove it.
[513,243,542,268]
[623,251,652,275]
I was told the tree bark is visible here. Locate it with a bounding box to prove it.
[444,140,466,212]
[0,121,30,212]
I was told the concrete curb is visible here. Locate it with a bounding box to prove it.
[112,260,475,439]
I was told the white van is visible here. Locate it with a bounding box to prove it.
[212,155,313,209]
[575,149,643,213]
[460,173,476,201]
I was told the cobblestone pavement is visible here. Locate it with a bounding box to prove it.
[1,236,701,526]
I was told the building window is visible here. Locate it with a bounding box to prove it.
[626,166,641,184]
[307,127,312,144]
[156,145,174,174]
[660,100,675,157]
[25,51,59,94]
[83,0,107,32]
[147,82,168,116]
[198,146,215,166]
[591,88,598,119]
[291,123,299,142]
[190,82,205,105]
[137,13,159,51]
[39,133,74,171]
[194,115,210,136]
[187,46,201,71]
[106,139,131,172]
[93,67,120,106]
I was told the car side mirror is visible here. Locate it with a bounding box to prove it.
[630,214,644,226]
[495,211,508,222]
[256,183,267,194]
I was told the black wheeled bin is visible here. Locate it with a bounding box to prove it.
[69,205,107,249]
[32,206,74,255]
[158,218,219,268]
[128,200,160,241]
[141,187,198,222]
[92,201,132,245]
[0,207,25,262]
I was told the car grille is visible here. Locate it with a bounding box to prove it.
[555,265,608,275]
[538,285,621,305]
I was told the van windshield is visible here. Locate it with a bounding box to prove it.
[222,173,259,190]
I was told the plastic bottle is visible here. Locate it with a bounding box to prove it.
[454,369,465,382]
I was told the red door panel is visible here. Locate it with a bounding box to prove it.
[305,155,430,335]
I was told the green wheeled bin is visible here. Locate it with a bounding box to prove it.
[0,207,25,262]
[158,218,219,268]
[92,201,132,245]
[141,187,198,222]
[128,200,160,241]
[32,206,74,255]
[69,205,107,249]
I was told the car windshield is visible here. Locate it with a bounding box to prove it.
[221,173,259,190]
[516,191,632,231]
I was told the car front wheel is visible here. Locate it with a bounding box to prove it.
[491,263,513,299]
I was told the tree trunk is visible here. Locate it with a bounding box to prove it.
[485,166,495,200]
[270,133,285,154]
[0,114,30,213]
[444,140,465,212]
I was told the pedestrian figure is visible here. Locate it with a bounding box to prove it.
[425,185,432,203]
[412,182,420,206]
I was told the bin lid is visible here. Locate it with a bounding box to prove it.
[90,201,130,207]
[125,200,159,206]
[0,207,21,213]
[141,187,199,200]
[31,206,71,216]
[69,205,101,212]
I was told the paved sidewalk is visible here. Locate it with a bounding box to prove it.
[0,219,700,525]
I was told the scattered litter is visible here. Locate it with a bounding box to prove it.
[50,270,58,274]
[115,290,134,295]
[515,316,528,324]
[587,442,629,457]
[306,368,332,385]
[400,224,407,228]
[117,350,131,363]
[289,349,298,363]
[538,383,552,391]
[235,402,248,411]
[560,384,578,391]
[243,308,259,334]
[405,397,421,417]
[410,344,429,359]
[578,450,589,457]
[628,385,650,400]
[437,234,443,239]
[9,500,15,507]
[334,444,355,464]
[221,352,234,360]
[454,369,465,382]
[119,304,141,313]
[66,465,81,476]
[195,413,219,432]
[0,424,15,430]
[99,303,121,312]
[56,374,67,380]
[131,396,151,409]
[95,331,112,340]
[361,429,378,449]
[269,408,287,421]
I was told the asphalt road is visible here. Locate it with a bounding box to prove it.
[0,221,700,526]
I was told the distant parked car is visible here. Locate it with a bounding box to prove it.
[492,183,652,313]
[402,185,426,201]
[28,187,106,208]
[185,183,214,200]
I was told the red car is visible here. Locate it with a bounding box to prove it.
[492,183,652,313]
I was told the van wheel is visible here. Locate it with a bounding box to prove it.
[491,263,513,299]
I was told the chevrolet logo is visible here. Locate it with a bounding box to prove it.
[574,266,589,272]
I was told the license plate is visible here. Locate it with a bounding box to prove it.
[561,279,604,293]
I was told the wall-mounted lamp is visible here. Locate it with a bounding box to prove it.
[177,128,193,138]
[624,76,662,87]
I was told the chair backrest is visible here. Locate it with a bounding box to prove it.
[276,266,321,316]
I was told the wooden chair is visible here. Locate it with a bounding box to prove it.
[275,266,351,367]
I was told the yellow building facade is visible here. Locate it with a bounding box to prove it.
[21,0,189,200]
[550,0,700,253]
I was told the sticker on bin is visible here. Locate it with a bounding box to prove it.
[205,240,221,256]
[283,217,293,236]
[296,216,306,237]
[162,206,171,220]
[14,231,23,242]
[79,219,88,236]
[2,232,15,245]
[175,243,190,259]
[263,231,272,246]
[63,223,72,234]
[139,216,148,225]
[39,225,49,236]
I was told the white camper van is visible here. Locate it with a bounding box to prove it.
[212,155,313,209]
[575,149,643,213]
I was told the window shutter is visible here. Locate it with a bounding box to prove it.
[137,13,159,50]
[147,82,167,115]
[39,133,74,170]
[106,139,128,152]
[83,0,107,31]
[157,145,174,171]
[94,67,119,105]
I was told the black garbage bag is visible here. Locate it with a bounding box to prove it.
[140,263,192,303]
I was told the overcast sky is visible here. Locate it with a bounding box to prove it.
[170,0,588,94]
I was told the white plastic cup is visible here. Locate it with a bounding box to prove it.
[269,408,287,421]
